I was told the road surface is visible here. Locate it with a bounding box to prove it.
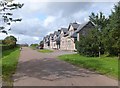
[13,47,118,86]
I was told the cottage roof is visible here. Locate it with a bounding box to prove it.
[70,32,77,38]
[55,36,60,42]
[76,21,94,33]
[50,33,54,37]
[68,22,80,30]
[70,21,94,38]
[61,28,68,34]
[54,31,60,36]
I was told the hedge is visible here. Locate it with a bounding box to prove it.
[0,44,17,52]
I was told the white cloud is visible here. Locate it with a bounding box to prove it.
[0,34,8,40]
[0,1,117,44]
[73,11,89,23]
[44,16,56,27]
[33,37,39,41]
[17,35,41,45]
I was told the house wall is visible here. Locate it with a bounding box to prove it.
[69,26,74,36]
[77,22,95,41]
[60,37,67,50]
[52,41,57,49]
[52,34,57,49]
[44,22,94,51]
[50,41,53,49]
[77,33,80,41]
[66,38,75,51]
[50,37,53,49]
[44,42,49,49]
[60,30,66,50]
[67,25,76,51]
[43,37,50,49]
[60,26,76,51]
[60,37,75,51]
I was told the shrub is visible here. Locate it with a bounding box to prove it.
[75,29,105,57]
[1,44,17,52]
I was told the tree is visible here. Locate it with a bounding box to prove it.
[76,28,104,57]
[0,0,24,34]
[30,44,38,47]
[76,2,120,57]
[89,12,108,57]
[89,12,108,30]
[3,35,17,45]
[104,2,120,56]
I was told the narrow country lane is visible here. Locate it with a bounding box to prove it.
[13,47,118,86]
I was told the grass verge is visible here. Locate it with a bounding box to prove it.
[0,47,20,86]
[38,49,53,53]
[30,46,36,50]
[58,54,118,79]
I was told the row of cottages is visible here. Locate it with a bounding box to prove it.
[43,21,95,51]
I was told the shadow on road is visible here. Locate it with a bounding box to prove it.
[13,58,95,82]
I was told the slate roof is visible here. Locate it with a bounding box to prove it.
[52,30,61,42]
[71,23,80,29]
[70,32,77,38]
[76,21,94,33]
[50,33,54,37]
[54,31,60,36]
[61,28,68,34]
[44,35,50,43]
[66,22,80,37]
[68,22,80,30]
[64,32,69,37]
[43,21,95,43]
[70,21,94,38]
[55,36,60,42]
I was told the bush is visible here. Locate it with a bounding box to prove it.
[30,44,38,47]
[75,29,105,57]
[1,44,17,52]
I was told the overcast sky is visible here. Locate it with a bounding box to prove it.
[0,0,118,45]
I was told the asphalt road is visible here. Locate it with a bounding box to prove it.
[13,47,118,86]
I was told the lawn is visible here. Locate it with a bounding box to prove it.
[58,54,118,79]
[0,47,20,86]
[38,49,53,53]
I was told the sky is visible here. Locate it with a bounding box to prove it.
[0,0,119,45]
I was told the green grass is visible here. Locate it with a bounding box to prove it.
[30,46,36,50]
[30,45,54,53]
[0,47,20,86]
[38,49,53,53]
[58,54,118,79]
